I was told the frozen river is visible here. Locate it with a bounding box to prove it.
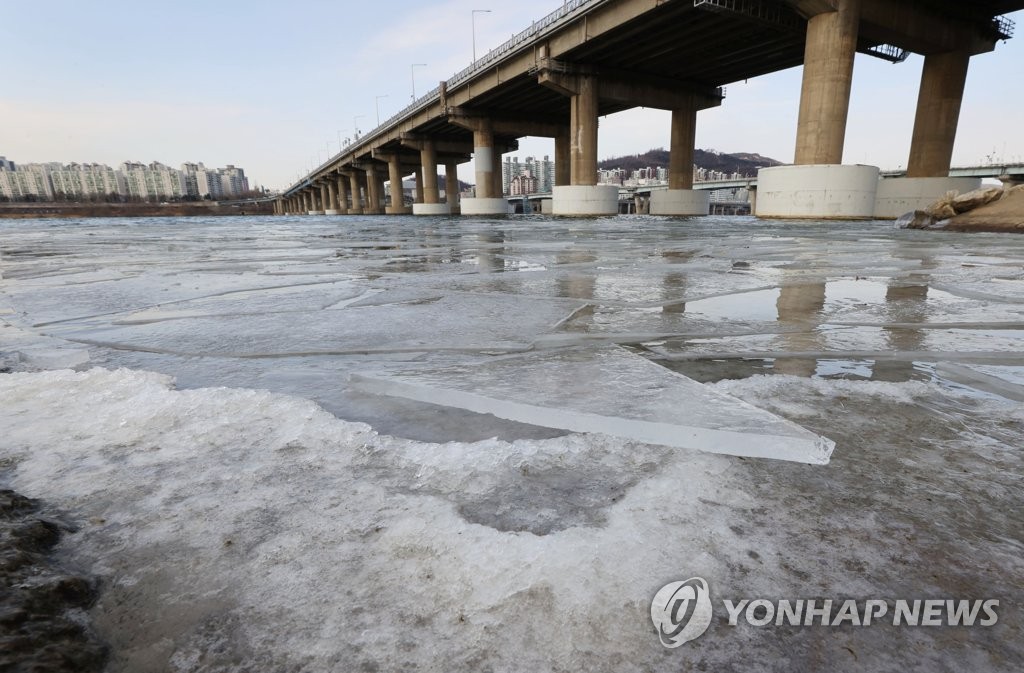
[1,214,1022,671]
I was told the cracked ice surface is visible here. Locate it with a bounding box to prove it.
[2,215,1024,671]
[353,346,835,464]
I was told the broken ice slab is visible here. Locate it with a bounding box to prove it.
[936,363,1024,402]
[351,346,835,464]
[18,347,91,370]
[52,291,585,357]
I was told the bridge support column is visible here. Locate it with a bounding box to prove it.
[414,140,450,215]
[650,102,710,216]
[908,49,970,178]
[794,0,859,166]
[460,120,510,215]
[758,0,878,219]
[385,155,410,214]
[414,168,425,204]
[301,191,311,215]
[315,183,327,215]
[445,160,461,214]
[336,174,349,214]
[554,131,571,187]
[872,49,976,218]
[549,74,617,216]
[348,173,363,215]
[364,165,383,214]
[325,181,340,215]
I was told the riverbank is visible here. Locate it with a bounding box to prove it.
[0,201,274,219]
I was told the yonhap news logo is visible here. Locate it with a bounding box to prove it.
[651,577,1000,647]
[650,577,714,647]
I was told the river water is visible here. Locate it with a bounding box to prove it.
[1,214,1022,671]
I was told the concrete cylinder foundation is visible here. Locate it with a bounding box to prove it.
[552,185,619,216]
[756,164,879,219]
[459,198,510,216]
[413,203,452,216]
[649,189,710,216]
[874,177,981,218]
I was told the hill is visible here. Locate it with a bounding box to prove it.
[598,148,783,176]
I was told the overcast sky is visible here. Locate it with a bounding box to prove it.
[2,0,1023,189]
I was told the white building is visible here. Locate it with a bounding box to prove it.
[50,163,125,200]
[0,163,55,200]
[121,162,187,201]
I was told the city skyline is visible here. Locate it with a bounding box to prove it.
[3,0,1023,190]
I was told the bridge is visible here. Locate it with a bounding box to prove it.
[632,162,1024,194]
[276,0,1023,220]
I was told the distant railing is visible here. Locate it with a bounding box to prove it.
[994,14,1015,40]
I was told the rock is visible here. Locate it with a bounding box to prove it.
[1001,184,1024,199]
[924,190,959,219]
[944,185,1024,233]
[0,489,107,672]
[952,187,1003,213]
[895,210,936,229]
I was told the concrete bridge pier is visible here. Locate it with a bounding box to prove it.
[875,48,980,217]
[300,190,311,215]
[414,167,425,205]
[363,165,384,214]
[384,154,410,214]
[445,160,461,214]
[460,119,511,216]
[306,187,321,215]
[314,183,327,215]
[346,171,363,215]
[554,131,571,188]
[336,173,349,215]
[550,74,618,216]
[325,180,340,215]
[414,140,450,215]
[650,101,711,216]
[757,0,879,219]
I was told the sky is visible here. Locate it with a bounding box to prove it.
[2,0,1023,190]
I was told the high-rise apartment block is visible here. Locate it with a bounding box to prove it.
[50,163,126,200]
[0,156,254,202]
[0,162,55,200]
[502,155,554,195]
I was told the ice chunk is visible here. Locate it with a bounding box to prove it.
[50,291,584,357]
[18,347,91,370]
[352,346,835,464]
[937,362,1024,402]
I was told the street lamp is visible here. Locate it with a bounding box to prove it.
[375,95,389,126]
[353,115,365,139]
[410,63,426,101]
[472,9,491,65]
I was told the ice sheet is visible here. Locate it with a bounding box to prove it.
[353,346,835,464]
[2,366,1022,672]
[3,215,1024,672]
[47,291,583,356]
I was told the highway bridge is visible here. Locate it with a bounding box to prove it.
[277,0,1023,220]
